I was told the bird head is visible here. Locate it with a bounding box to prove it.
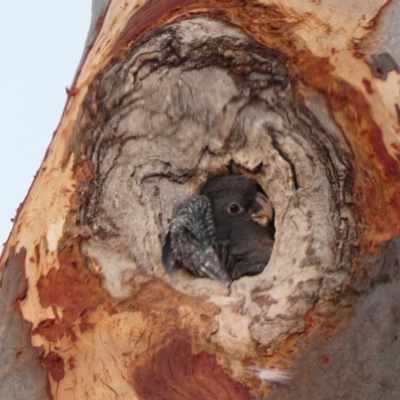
[202,175,275,278]
[202,175,274,233]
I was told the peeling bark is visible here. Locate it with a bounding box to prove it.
[2,1,400,399]
[73,18,357,350]
[0,250,47,399]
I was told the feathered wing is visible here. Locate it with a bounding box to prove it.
[162,196,231,282]
[161,230,176,274]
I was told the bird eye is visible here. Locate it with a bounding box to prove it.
[228,203,242,215]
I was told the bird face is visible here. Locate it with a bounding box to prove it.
[201,175,274,239]
[214,189,273,227]
[202,175,275,278]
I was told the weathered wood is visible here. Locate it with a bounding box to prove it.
[2,0,400,398]
[74,17,356,349]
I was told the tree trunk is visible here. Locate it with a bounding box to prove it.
[2,1,400,399]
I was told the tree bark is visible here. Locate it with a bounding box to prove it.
[2,1,400,399]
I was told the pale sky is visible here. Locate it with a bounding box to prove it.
[0,2,91,247]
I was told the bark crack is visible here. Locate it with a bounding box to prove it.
[70,17,357,348]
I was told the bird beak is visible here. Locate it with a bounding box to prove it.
[251,192,274,227]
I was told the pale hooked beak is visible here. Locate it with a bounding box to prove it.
[251,192,274,227]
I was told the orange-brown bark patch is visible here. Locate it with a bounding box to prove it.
[113,0,196,53]
[36,244,107,341]
[39,351,65,382]
[72,160,94,182]
[111,1,293,58]
[118,273,220,349]
[130,332,251,400]
[362,78,374,94]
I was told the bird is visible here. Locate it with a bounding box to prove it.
[162,175,275,281]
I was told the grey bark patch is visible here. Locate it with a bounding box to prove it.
[362,2,400,72]
[0,250,47,400]
[369,52,399,80]
[269,237,400,399]
[71,18,357,347]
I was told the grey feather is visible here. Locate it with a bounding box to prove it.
[162,176,274,281]
[162,195,231,282]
